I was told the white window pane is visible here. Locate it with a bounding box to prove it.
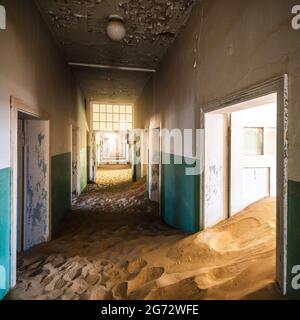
[120,114,126,122]
[113,122,119,131]
[106,105,113,113]
[265,128,276,155]
[120,123,126,131]
[100,122,106,130]
[126,114,132,123]
[93,113,100,121]
[113,105,119,113]
[93,104,99,113]
[120,105,126,113]
[100,104,106,113]
[126,123,132,131]
[93,122,100,131]
[244,127,263,155]
[106,113,113,122]
[106,122,113,131]
[113,114,119,122]
[126,105,132,114]
[100,113,106,121]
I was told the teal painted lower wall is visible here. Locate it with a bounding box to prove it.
[0,167,11,300]
[133,163,141,182]
[287,180,300,298]
[161,153,200,233]
[51,153,71,236]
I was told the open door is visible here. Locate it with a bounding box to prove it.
[23,119,50,250]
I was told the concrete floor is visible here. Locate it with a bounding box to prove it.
[6,167,283,300]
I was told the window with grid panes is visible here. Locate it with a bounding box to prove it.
[92,103,133,131]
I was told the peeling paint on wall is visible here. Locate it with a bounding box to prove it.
[24,121,49,251]
[205,165,223,205]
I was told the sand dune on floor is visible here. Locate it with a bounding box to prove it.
[8,174,282,300]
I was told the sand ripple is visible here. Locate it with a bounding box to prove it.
[7,167,282,300]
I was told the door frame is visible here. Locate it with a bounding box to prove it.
[200,75,288,295]
[10,96,51,287]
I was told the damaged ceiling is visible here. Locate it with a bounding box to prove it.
[35,0,196,102]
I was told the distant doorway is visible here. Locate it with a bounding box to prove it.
[91,103,133,167]
[96,132,129,165]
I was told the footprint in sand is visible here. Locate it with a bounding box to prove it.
[110,266,165,300]
[126,259,147,274]
[63,265,83,282]
[145,277,207,300]
[112,282,128,300]
[127,267,165,299]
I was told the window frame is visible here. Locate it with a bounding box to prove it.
[91,102,134,132]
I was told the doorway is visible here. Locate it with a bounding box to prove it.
[96,131,129,165]
[201,76,288,295]
[204,97,277,227]
[10,95,52,286]
[11,97,51,286]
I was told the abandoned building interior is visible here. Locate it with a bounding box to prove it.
[0,0,300,300]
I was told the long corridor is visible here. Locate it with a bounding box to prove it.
[6,166,283,300]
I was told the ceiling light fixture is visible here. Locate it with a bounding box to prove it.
[106,15,126,41]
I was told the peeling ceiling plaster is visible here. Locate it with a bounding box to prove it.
[35,0,196,102]
[75,68,152,103]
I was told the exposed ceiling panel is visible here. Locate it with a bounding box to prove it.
[35,0,196,102]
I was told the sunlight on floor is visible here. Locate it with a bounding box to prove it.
[96,165,132,189]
